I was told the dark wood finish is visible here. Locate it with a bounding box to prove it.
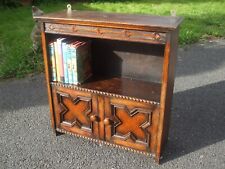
[45,23,166,44]
[38,9,182,163]
[52,86,99,139]
[104,97,160,153]
[79,76,161,102]
[34,10,182,32]
[41,31,57,132]
[51,84,160,153]
[156,30,179,162]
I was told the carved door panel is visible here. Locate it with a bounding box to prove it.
[104,97,159,153]
[52,86,99,139]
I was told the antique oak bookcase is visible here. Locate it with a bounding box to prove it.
[35,9,182,163]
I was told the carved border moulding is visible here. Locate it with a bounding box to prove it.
[44,23,166,44]
[51,82,160,105]
[45,23,72,34]
[56,127,155,158]
[56,91,93,132]
[111,104,152,145]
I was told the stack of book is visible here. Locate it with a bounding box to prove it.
[48,38,92,85]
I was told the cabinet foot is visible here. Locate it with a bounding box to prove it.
[54,129,64,136]
[155,155,162,164]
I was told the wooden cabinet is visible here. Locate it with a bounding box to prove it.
[35,9,183,163]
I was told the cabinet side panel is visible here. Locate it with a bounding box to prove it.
[41,29,56,131]
[156,28,179,162]
[162,28,179,148]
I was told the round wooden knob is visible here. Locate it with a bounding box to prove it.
[104,118,112,125]
[90,115,98,122]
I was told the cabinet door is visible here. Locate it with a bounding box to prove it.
[104,97,159,153]
[52,85,99,139]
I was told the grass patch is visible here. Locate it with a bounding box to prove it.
[0,0,225,78]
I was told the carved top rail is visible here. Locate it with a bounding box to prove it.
[45,23,166,44]
[34,10,183,32]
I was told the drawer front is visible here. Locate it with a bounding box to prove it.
[51,85,99,139]
[104,97,160,153]
[45,23,166,44]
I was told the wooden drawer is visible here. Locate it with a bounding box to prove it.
[45,23,166,44]
[51,85,100,139]
[104,97,160,153]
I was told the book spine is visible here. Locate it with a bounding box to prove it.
[67,44,73,84]
[57,38,64,82]
[49,43,57,81]
[71,45,78,84]
[54,41,60,82]
[62,42,69,83]
[77,42,92,83]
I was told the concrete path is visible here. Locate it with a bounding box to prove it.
[0,40,225,169]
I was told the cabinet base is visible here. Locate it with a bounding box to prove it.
[55,130,64,136]
[55,128,158,160]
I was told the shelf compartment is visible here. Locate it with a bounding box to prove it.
[51,76,161,104]
[46,35,165,84]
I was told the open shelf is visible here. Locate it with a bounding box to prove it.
[46,34,165,84]
[47,35,164,104]
[51,76,161,103]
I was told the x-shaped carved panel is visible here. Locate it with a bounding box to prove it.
[56,91,92,132]
[111,104,152,145]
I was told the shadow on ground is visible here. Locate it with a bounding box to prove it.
[162,80,225,163]
[0,74,48,112]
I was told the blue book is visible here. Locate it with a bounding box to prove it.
[65,40,92,85]
[70,41,82,84]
